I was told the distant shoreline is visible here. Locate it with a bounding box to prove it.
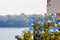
[0,27,29,28]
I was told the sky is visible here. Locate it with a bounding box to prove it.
[0,0,47,15]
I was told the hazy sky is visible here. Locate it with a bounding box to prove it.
[0,0,47,15]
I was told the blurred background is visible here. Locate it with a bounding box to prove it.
[0,0,46,40]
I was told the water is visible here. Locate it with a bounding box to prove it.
[0,27,29,40]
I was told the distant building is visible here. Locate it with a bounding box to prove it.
[56,13,60,19]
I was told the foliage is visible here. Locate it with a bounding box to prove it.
[15,13,60,40]
[15,30,32,40]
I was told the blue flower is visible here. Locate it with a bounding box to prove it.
[30,16,35,26]
[47,20,51,23]
[37,18,41,24]
[41,19,45,24]
[38,18,41,21]
[30,22,34,26]
[38,26,42,30]
[37,20,41,24]
[50,13,56,21]
[51,17,56,21]
[55,20,60,24]
[48,26,55,34]
[38,26,44,31]
[40,30,44,34]
[30,16,35,22]
[50,13,56,18]
[54,26,58,32]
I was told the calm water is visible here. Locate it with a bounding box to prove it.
[0,27,29,40]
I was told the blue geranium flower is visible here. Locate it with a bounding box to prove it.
[38,26,44,34]
[38,26,42,30]
[55,20,60,24]
[37,18,41,24]
[38,18,41,21]
[37,21,41,24]
[54,26,58,32]
[49,13,56,21]
[38,26,44,32]
[30,22,34,26]
[30,16,35,26]
[47,19,51,23]
[50,13,56,17]
[41,19,45,24]
[30,16,35,22]
[48,26,55,34]
[40,30,44,34]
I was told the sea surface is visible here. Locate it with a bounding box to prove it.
[0,27,29,40]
